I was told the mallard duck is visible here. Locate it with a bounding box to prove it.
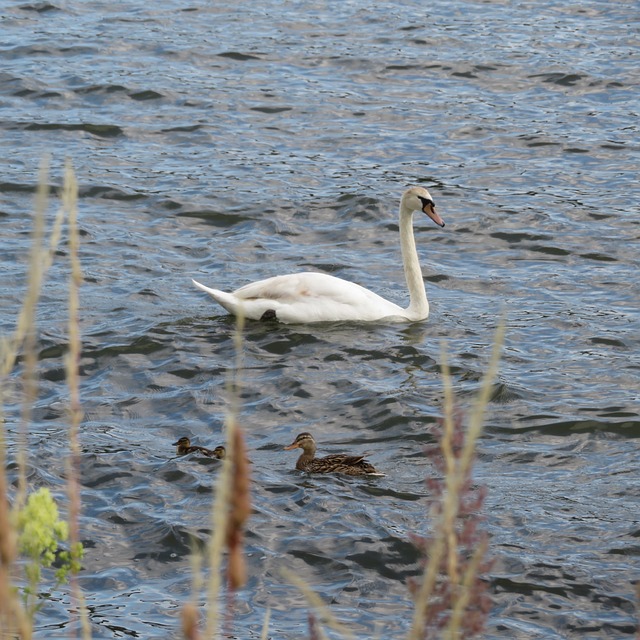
[173,437,226,459]
[284,432,384,476]
[192,186,445,324]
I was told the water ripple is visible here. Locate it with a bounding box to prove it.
[1,0,639,638]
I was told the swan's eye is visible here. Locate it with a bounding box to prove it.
[418,197,434,208]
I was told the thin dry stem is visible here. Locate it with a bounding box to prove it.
[440,353,460,586]
[407,348,457,640]
[181,603,201,640]
[0,159,52,640]
[189,540,205,604]
[0,452,29,637]
[226,428,251,590]
[16,160,50,508]
[407,523,447,640]
[203,310,246,639]
[445,536,489,640]
[308,611,326,640]
[1,159,67,382]
[463,320,505,464]
[0,158,74,639]
[204,418,235,638]
[407,320,504,640]
[62,161,91,639]
[260,606,271,640]
[281,567,355,640]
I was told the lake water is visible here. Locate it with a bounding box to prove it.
[1,0,639,638]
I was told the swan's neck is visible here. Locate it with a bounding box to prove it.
[399,205,429,319]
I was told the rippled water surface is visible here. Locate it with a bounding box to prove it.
[2,0,639,638]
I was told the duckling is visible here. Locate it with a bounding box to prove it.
[210,445,226,459]
[173,437,226,459]
[284,432,384,476]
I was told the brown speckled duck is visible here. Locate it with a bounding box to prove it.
[284,432,384,476]
[173,437,226,459]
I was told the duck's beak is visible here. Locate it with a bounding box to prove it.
[172,440,181,446]
[423,202,445,228]
[284,441,299,450]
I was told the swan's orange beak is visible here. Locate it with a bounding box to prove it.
[423,203,445,228]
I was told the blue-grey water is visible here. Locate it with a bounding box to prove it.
[1,1,639,638]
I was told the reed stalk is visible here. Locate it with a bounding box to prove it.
[62,160,91,639]
[203,359,239,637]
[16,159,49,509]
[282,567,355,640]
[260,606,271,640]
[0,159,88,638]
[0,158,55,639]
[188,309,251,640]
[408,320,504,640]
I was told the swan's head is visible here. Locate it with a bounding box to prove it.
[402,186,445,227]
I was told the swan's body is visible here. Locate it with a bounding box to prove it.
[193,186,445,324]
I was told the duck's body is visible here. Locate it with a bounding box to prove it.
[173,437,226,459]
[284,432,384,477]
[193,186,445,324]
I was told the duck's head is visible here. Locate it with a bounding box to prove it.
[402,186,445,227]
[284,432,316,453]
[173,436,191,450]
[212,445,226,459]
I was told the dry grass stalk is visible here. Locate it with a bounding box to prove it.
[181,602,201,640]
[0,160,89,638]
[16,159,50,509]
[61,160,91,639]
[198,311,251,639]
[0,158,59,639]
[203,417,235,637]
[407,321,504,640]
[308,611,324,640]
[0,457,30,638]
[281,567,354,640]
[636,581,640,640]
[0,165,66,381]
[260,606,271,640]
[226,427,251,591]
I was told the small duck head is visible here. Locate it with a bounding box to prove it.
[284,432,317,455]
[212,445,226,460]
[173,436,192,454]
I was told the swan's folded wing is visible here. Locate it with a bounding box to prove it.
[234,272,404,319]
[233,272,350,302]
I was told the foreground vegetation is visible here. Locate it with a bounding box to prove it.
[0,160,87,638]
[1,160,501,639]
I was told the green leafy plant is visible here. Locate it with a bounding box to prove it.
[16,487,83,613]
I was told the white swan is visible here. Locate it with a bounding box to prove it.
[192,186,445,323]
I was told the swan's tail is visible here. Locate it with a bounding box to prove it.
[192,278,220,297]
[192,279,237,314]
